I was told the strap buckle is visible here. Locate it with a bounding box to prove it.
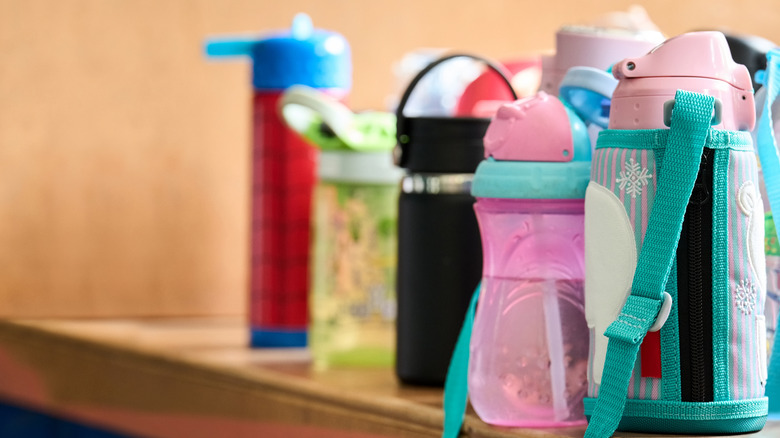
[663,99,722,127]
[604,292,672,344]
[648,291,673,332]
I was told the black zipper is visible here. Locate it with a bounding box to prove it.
[677,147,714,402]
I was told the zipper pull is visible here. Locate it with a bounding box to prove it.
[690,150,711,205]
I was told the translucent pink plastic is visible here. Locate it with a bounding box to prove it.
[469,198,588,427]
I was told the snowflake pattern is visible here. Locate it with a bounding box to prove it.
[616,159,653,198]
[734,278,757,315]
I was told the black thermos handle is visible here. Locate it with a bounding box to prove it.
[395,54,519,148]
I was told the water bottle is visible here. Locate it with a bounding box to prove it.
[591,31,756,393]
[467,79,601,425]
[279,86,402,367]
[539,25,663,97]
[205,14,351,347]
[395,54,517,386]
[583,31,767,436]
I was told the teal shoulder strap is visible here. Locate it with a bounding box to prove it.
[758,48,780,415]
[442,283,481,438]
[585,90,715,438]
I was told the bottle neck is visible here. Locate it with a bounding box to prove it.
[475,197,584,214]
[608,78,754,131]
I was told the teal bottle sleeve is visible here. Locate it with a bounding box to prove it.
[585,91,716,438]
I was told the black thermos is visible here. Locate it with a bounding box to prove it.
[394,54,517,386]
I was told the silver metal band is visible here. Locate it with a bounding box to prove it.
[400,173,474,195]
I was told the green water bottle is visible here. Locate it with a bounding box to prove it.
[280,86,402,368]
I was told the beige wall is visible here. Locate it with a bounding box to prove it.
[1,0,779,317]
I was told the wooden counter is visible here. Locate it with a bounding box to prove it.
[0,318,775,438]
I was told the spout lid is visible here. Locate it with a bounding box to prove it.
[205,13,351,91]
[474,91,592,200]
[613,31,753,92]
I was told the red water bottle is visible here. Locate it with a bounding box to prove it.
[206,14,351,347]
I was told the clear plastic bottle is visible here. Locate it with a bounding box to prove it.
[470,198,589,426]
[309,170,399,368]
[279,86,402,367]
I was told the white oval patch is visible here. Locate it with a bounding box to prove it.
[738,181,756,216]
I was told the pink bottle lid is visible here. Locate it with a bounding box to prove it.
[483,92,575,162]
[609,31,755,131]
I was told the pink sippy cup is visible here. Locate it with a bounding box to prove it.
[467,91,594,427]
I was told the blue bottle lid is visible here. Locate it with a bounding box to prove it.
[558,66,618,128]
[205,14,351,91]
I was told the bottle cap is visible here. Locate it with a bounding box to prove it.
[610,31,755,131]
[613,31,752,91]
[559,67,619,128]
[279,86,402,184]
[280,85,396,151]
[205,14,351,91]
[473,63,617,200]
[473,91,591,200]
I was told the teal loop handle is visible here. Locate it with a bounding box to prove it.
[758,48,780,416]
[442,282,481,438]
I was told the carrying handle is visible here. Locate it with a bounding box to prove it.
[395,54,518,147]
[280,85,397,152]
[279,85,355,145]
